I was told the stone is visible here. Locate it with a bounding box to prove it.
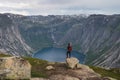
[66,57,79,69]
[49,74,79,80]
[46,66,55,70]
[74,64,101,79]
[76,64,95,72]
[103,77,117,80]
[31,78,49,80]
[0,56,31,79]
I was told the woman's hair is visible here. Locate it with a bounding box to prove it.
[68,43,71,46]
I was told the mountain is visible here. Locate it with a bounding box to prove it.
[0,13,120,68]
[0,14,32,56]
[58,14,120,68]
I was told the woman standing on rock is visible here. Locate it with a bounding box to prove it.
[66,43,72,58]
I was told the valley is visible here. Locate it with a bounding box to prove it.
[0,13,120,68]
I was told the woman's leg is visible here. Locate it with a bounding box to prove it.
[69,51,71,58]
[66,51,69,58]
[68,51,71,58]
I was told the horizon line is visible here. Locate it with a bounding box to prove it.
[0,12,120,16]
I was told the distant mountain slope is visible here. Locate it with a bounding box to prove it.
[0,14,32,56]
[0,13,120,68]
[14,15,85,51]
[59,15,120,68]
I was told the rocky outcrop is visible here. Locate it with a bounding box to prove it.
[0,56,31,79]
[66,57,79,69]
[64,57,101,79]
[41,57,105,80]
[76,64,95,72]
[32,62,104,80]
[49,74,79,80]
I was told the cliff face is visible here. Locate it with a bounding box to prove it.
[59,15,120,68]
[0,13,120,68]
[0,14,32,56]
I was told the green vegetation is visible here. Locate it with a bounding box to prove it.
[90,66,120,80]
[0,53,11,57]
[24,57,49,78]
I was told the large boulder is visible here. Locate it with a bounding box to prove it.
[66,57,79,69]
[0,56,31,79]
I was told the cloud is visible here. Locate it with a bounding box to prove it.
[0,3,30,9]
[0,0,120,15]
[0,9,29,15]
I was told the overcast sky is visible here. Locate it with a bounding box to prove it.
[0,0,120,15]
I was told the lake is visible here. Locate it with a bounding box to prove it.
[33,47,85,64]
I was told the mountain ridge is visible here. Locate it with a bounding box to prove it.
[0,14,32,56]
[0,13,120,68]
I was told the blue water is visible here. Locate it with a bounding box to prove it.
[33,47,85,64]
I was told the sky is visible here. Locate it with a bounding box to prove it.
[0,0,120,15]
